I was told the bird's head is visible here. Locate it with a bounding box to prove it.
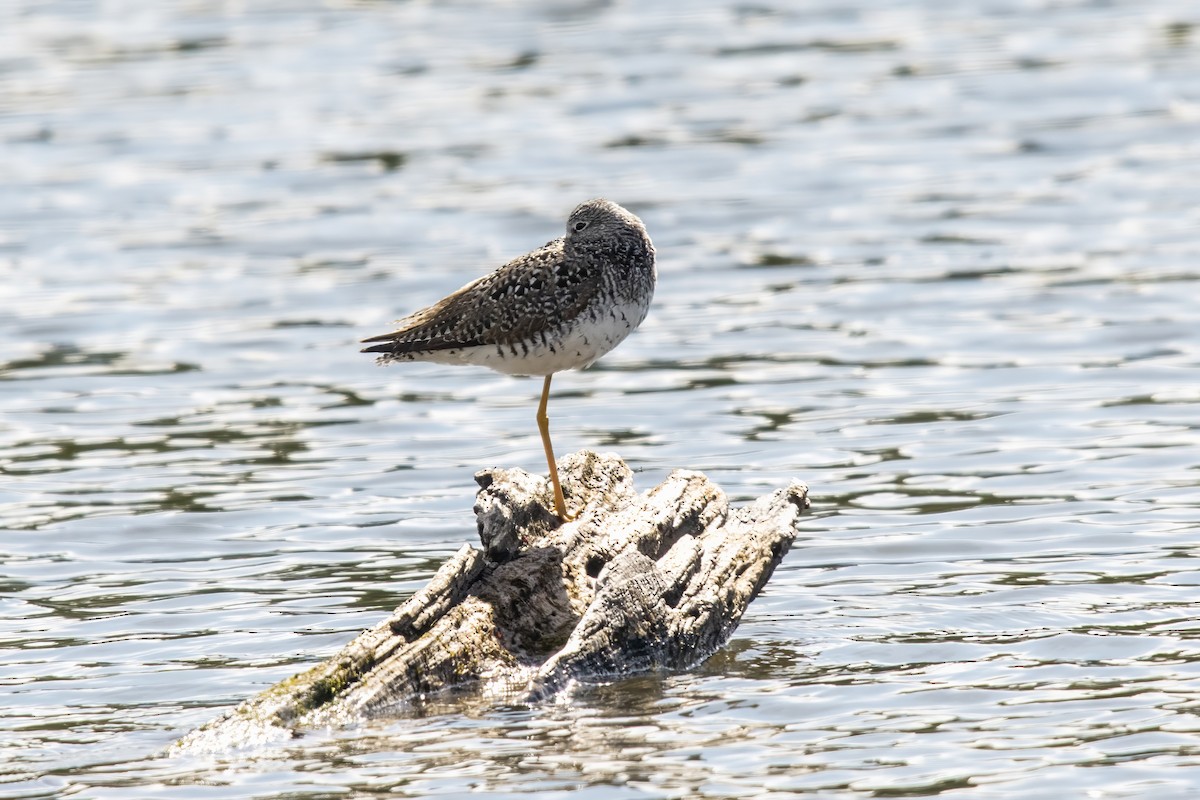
[564,199,650,251]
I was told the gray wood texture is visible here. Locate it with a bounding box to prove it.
[174,451,809,752]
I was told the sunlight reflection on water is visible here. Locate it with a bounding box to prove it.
[2,0,1199,797]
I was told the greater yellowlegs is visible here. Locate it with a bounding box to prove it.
[362,199,656,520]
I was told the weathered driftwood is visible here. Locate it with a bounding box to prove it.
[174,450,809,752]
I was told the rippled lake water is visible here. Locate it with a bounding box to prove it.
[3,0,1200,797]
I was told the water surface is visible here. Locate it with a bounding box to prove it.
[2,0,1199,797]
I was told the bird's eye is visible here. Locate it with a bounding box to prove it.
[573,220,588,232]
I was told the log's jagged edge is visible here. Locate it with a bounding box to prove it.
[665,480,810,661]
[586,469,728,573]
[172,451,809,753]
[387,545,485,641]
[527,478,809,699]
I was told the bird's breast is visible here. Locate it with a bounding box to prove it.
[475,295,650,377]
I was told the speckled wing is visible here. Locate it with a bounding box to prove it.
[361,238,601,358]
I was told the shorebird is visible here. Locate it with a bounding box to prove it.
[362,199,656,520]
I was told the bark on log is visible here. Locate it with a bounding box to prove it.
[173,451,809,753]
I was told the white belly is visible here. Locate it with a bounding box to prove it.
[417,297,649,377]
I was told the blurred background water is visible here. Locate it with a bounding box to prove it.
[2,0,1200,797]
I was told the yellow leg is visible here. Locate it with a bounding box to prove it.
[537,374,573,520]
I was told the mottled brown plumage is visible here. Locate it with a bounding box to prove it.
[362,199,656,519]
